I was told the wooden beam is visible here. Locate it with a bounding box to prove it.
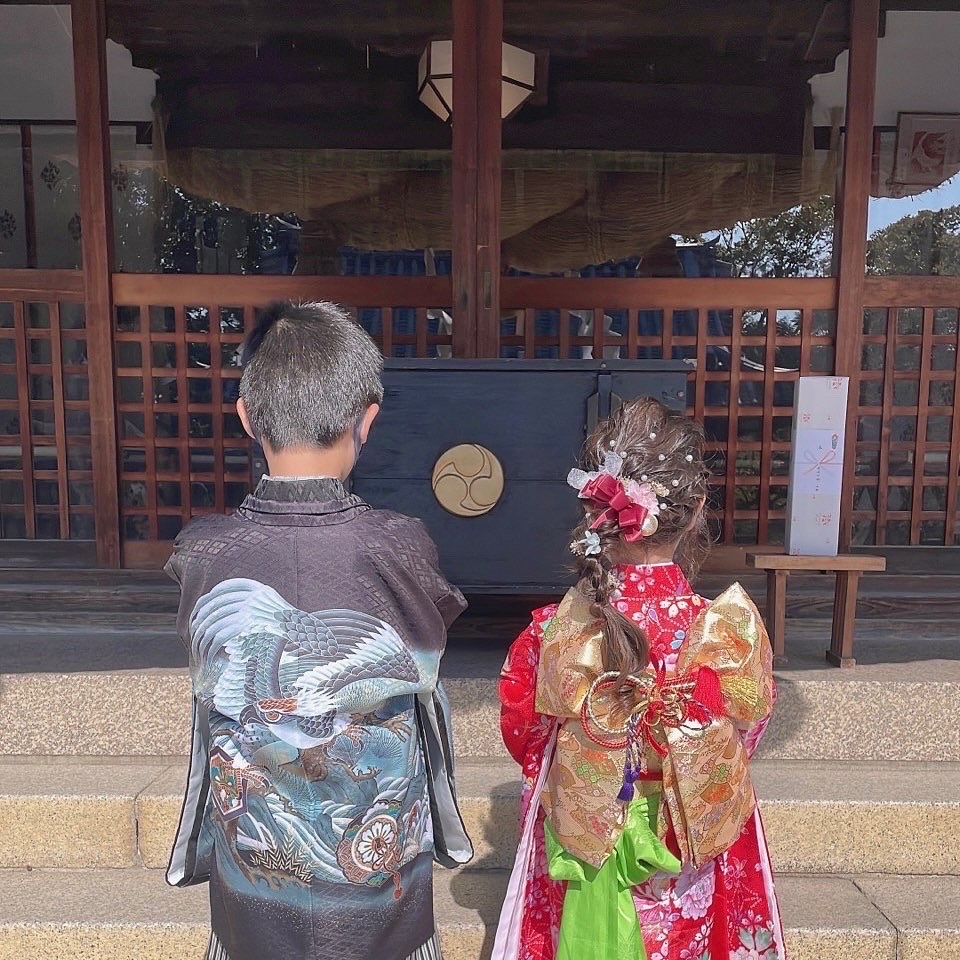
[62,0,848,53]
[160,77,808,155]
[834,0,879,550]
[505,81,808,154]
[501,277,837,311]
[863,276,960,308]
[160,79,452,151]
[0,270,84,298]
[72,0,121,567]
[112,274,451,305]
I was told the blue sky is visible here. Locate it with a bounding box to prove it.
[867,175,960,235]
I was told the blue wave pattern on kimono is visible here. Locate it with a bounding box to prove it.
[191,578,437,901]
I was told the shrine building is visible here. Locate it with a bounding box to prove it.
[0,0,958,576]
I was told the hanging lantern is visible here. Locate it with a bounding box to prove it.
[418,40,537,122]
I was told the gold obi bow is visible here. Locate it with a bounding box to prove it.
[535,583,773,868]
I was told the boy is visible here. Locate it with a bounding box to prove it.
[165,301,472,960]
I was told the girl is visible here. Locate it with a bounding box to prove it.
[493,399,783,960]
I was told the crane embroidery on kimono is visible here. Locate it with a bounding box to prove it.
[190,578,436,749]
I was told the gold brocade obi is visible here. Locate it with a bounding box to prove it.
[534,583,774,869]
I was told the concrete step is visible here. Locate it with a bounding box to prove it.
[2,757,958,878]
[2,663,960,761]
[0,866,954,960]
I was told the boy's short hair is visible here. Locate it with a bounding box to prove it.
[240,300,384,450]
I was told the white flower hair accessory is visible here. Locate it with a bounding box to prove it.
[567,450,626,494]
[572,530,602,556]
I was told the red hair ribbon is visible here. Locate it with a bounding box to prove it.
[580,473,650,543]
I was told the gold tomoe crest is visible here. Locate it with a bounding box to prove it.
[432,444,504,517]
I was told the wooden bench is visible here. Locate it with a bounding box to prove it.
[745,553,887,668]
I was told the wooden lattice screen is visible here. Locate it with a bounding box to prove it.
[105,273,959,558]
[0,272,94,539]
[853,278,960,546]
[111,275,452,558]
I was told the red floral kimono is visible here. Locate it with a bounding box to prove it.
[496,563,784,960]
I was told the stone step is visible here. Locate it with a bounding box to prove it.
[0,579,180,615]
[2,570,959,619]
[0,865,953,960]
[2,757,958,878]
[2,663,959,761]
[1,612,957,678]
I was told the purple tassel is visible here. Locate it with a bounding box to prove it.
[617,758,639,803]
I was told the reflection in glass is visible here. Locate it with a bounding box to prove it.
[155,413,179,438]
[60,302,85,329]
[124,515,150,540]
[189,447,214,472]
[189,378,213,405]
[189,414,213,438]
[158,515,183,540]
[156,447,181,472]
[61,337,87,365]
[886,486,912,512]
[122,480,148,507]
[115,306,140,333]
[157,481,181,507]
[31,128,82,270]
[36,513,61,539]
[191,481,215,507]
[0,410,19,435]
[68,481,93,505]
[151,342,178,368]
[67,443,92,470]
[150,306,176,333]
[225,482,248,509]
[31,408,56,436]
[70,512,96,539]
[29,338,52,364]
[893,380,920,406]
[122,447,146,473]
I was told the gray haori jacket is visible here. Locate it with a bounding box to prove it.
[164,477,473,960]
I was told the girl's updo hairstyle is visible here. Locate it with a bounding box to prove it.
[571,398,710,680]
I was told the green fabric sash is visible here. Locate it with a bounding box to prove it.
[545,796,681,960]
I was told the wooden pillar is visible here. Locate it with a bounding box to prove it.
[452,0,502,358]
[834,0,880,549]
[72,0,120,567]
[475,0,503,357]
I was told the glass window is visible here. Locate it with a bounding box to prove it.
[0,5,80,268]
[105,6,452,278]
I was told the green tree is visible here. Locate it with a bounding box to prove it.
[708,196,835,278]
[866,204,960,275]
